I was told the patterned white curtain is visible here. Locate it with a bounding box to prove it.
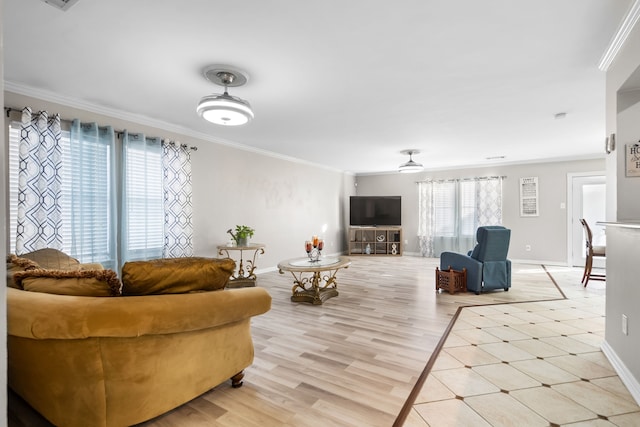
[417,181,436,257]
[162,141,194,258]
[11,110,194,266]
[16,108,63,253]
[476,177,503,226]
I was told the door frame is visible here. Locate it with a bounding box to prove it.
[566,171,606,267]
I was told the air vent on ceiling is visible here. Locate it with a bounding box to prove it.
[40,0,80,11]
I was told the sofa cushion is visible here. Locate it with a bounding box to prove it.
[121,257,236,295]
[6,254,41,289]
[20,248,80,270]
[13,269,122,297]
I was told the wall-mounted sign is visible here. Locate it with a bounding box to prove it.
[520,177,539,217]
[626,143,640,177]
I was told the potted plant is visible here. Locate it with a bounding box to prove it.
[227,225,255,247]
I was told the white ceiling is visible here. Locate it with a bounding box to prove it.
[3,0,634,174]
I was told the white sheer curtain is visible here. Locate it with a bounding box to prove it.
[68,120,117,269]
[15,108,63,253]
[417,181,435,257]
[418,176,503,257]
[162,141,194,258]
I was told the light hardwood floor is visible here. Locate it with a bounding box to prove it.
[9,256,574,426]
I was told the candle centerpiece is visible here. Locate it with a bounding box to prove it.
[305,235,324,262]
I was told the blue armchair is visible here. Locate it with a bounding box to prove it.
[440,226,511,294]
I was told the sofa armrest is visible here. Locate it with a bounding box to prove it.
[7,287,271,340]
[440,252,483,293]
[440,251,482,273]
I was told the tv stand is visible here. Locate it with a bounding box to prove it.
[348,226,402,256]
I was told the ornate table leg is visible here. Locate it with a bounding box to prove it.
[286,269,340,305]
[219,247,265,288]
[244,247,265,280]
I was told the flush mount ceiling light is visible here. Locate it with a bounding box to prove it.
[398,150,424,173]
[196,65,254,126]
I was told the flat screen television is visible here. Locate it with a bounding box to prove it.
[349,196,401,226]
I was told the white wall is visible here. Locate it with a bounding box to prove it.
[615,89,640,220]
[191,140,353,268]
[3,91,355,272]
[603,11,640,401]
[354,158,604,263]
[605,14,640,221]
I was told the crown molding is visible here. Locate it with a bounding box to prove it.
[4,81,344,173]
[352,152,605,177]
[599,0,640,71]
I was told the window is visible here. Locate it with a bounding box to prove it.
[8,121,166,269]
[433,181,455,236]
[68,121,116,269]
[418,177,503,257]
[432,180,476,238]
[8,124,20,254]
[122,135,163,261]
[458,181,477,237]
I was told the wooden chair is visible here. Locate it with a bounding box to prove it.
[579,218,606,286]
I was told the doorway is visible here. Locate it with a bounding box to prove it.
[568,173,606,267]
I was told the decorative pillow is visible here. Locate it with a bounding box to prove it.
[19,248,80,270]
[6,254,41,289]
[13,269,122,297]
[121,257,236,295]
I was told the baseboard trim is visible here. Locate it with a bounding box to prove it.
[399,255,570,265]
[601,340,640,405]
[510,258,568,266]
[402,251,421,257]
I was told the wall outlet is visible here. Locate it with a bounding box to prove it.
[404,239,408,245]
[622,314,629,336]
[525,245,531,251]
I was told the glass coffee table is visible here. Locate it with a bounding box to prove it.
[277,256,351,305]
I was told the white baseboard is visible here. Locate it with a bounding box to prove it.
[601,340,640,405]
[509,258,568,266]
[401,255,569,264]
[402,251,421,257]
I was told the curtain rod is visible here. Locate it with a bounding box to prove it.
[4,106,198,151]
[416,175,506,184]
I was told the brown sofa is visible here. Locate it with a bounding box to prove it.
[7,249,272,427]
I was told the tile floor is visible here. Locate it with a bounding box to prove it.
[405,268,640,427]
